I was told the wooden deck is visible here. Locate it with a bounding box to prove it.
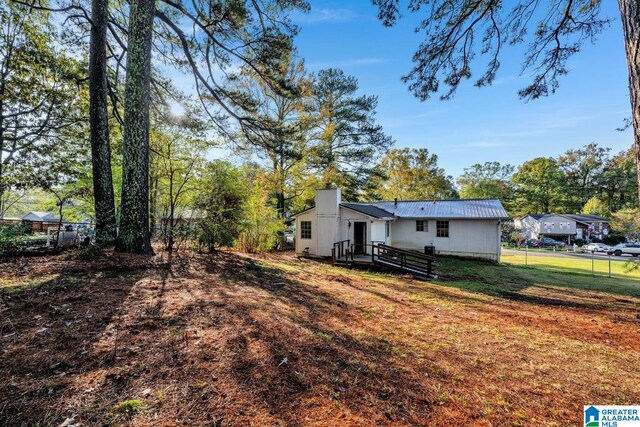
[331,242,436,278]
[334,253,375,265]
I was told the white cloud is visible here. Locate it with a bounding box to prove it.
[292,8,356,23]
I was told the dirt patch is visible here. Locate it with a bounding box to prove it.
[1,249,639,426]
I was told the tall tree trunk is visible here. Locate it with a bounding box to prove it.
[89,0,117,244]
[0,157,5,218]
[619,0,640,202]
[115,0,155,254]
[149,173,158,237]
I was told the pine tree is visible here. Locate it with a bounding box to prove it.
[115,0,156,254]
[89,0,117,244]
[308,68,393,199]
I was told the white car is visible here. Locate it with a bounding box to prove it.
[607,243,640,257]
[583,243,611,253]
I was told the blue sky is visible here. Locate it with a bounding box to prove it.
[289,1,633,177]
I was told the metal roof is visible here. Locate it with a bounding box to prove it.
[22,211,58,220]
[345,199,509,219]
[521,213,610,223]
[340,203,394,219]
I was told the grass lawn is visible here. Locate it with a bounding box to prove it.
[502,252,640,281]
[1,250,639,426]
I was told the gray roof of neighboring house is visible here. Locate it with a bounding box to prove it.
[22,211,58,220]
[343,199,509,220]
[521,213,610,223]
[563,213,610,223]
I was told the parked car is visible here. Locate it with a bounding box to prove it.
[583,243,611,253]
[539,237,564,248]
[606,243,640,257]
[519,239,541,248]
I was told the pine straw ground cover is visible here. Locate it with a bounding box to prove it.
[0,250,639,427]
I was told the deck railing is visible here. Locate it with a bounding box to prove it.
[331,239,350,266]
[374,243,436,277]
[333,241,436,277]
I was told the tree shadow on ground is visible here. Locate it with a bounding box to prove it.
[0,253,167,426]
[0,251,453,426]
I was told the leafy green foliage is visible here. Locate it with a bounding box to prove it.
[0,223,29,253]
[582,196,610,218]
[369,148,457,201]
[194,161,247,252]
[235,53,311,218]
[237,180,284,253]
[600,148,639,212]
[149,110,209,251]
[611,208,640,241]
[114,399,143,420]
[511,157,566,215]
[457,162,515,201]
[558,143,610,212]
[0,2,87,210]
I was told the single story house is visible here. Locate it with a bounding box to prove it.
[293,187,510,262]
[515,213,610,242]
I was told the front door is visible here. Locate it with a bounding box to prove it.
[354,222,367,254]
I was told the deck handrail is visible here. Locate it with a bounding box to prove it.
[332,239,350,266]
[374,243,435,277]
[376,243,437,260]
[333,241,436,277]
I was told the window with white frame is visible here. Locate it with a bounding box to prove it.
[385,221,390,237]
[300,221,312,239]
[416,220,427,232]
[436,220,449,237]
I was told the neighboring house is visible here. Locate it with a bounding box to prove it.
[22,211,59,222]
[515,213,610,242]
[293,187,509,262]
[19,211,61,233]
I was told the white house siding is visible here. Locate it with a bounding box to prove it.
[538,215,576,236]
[338,208,388,252]
[315,188,341,256]
[295,210,317,255]
[515,216,541,239]
[370,220,387,244]
[294,188,507,261]
[390,219,501,262]
[339,209,369,249]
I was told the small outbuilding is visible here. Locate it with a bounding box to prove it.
[293,187,509,262]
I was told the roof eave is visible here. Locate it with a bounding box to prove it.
[290,206,315,217]
[340,204,394,219]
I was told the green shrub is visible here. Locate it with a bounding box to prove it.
[236,190,283,254]
[114,399,144,420]
[0,223,29,253]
